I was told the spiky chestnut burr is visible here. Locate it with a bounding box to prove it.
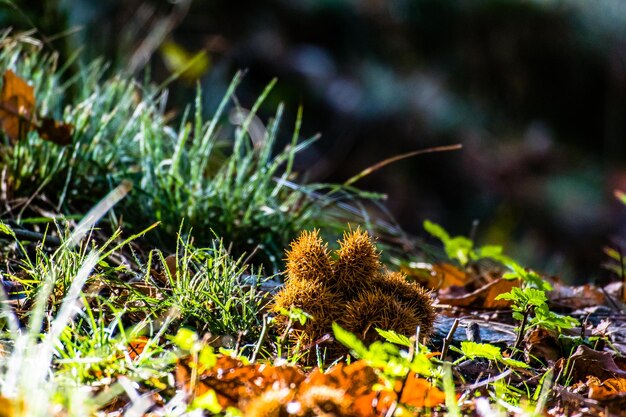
[333,227,381,294]
[285,230,333,284]
[338,289,424,345]
[272,227,437,362]
[370,270,436,337]
[271,277,342,348]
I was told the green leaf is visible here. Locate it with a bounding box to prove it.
[198,345,217,368]
[192,389,222,413]
[459,341,502,361]
[0,220,15,238]
[512,311,524,321]
[531,305,579,331]
[332,322,368,358]
[494,292,516,301]
[445,237,473,266]
[160,40,211,82]
[524,288,548,306]
[171,328,198,352]
[501,357,530,369]
[279,306,311,326]
[502,261,552,291]
[410,352,435,377]
[375,328,412,347]
[423,220,450,243]
[475,245,503,259]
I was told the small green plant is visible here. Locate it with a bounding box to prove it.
[54,306,171,386]
[501,259,553,292]
[332,322,434,379]
[423,220,505,267]
[495,260,579,358]
[496,286,578,332]
[170,328,224,414]
[424,219,579,372]
[0,188,165,416]
[497,258,578,331]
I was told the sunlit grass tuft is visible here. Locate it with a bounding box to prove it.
[0,32,367,272]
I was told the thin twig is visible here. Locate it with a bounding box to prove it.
[462,369,512,390]
[251,314,269,362]
[512,306,531,359]
[2,227,61,246]
[441,318,460,360]
[343,143,463,187]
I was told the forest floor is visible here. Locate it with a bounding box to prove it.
[0,32,625,417]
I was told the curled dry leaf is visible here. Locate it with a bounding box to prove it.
[438,278,520,309]
[549,282,606,310]
[562,345,626,384]
[176,355,306,409]
[400,262,467,290]
[431,263,468,289]
[524,327,562,365]
[37,116,73,146]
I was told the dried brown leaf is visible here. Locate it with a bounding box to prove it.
[438,278,520,309]
[564,345,626,384]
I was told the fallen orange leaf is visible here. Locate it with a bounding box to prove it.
[587,376,626,400]
[127,336,149,360]
[399,372,446,408]
[0,70,35,142]
[0,70,73,145]
[431,263,468,289]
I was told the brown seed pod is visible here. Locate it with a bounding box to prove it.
[285,230,333,283]
[370,270,436,338]
[338,289,423,345]
[333,227,381,294]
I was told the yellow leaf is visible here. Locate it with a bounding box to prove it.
[160,40,210,82]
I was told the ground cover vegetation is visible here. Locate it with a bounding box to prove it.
[1,31,626,417]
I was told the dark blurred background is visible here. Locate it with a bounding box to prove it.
[4,0,626,282]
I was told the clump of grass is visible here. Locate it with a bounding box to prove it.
[0,192,174,416]
[131,232,272,349]
[0,31,362,272]
[129,74,323,270]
